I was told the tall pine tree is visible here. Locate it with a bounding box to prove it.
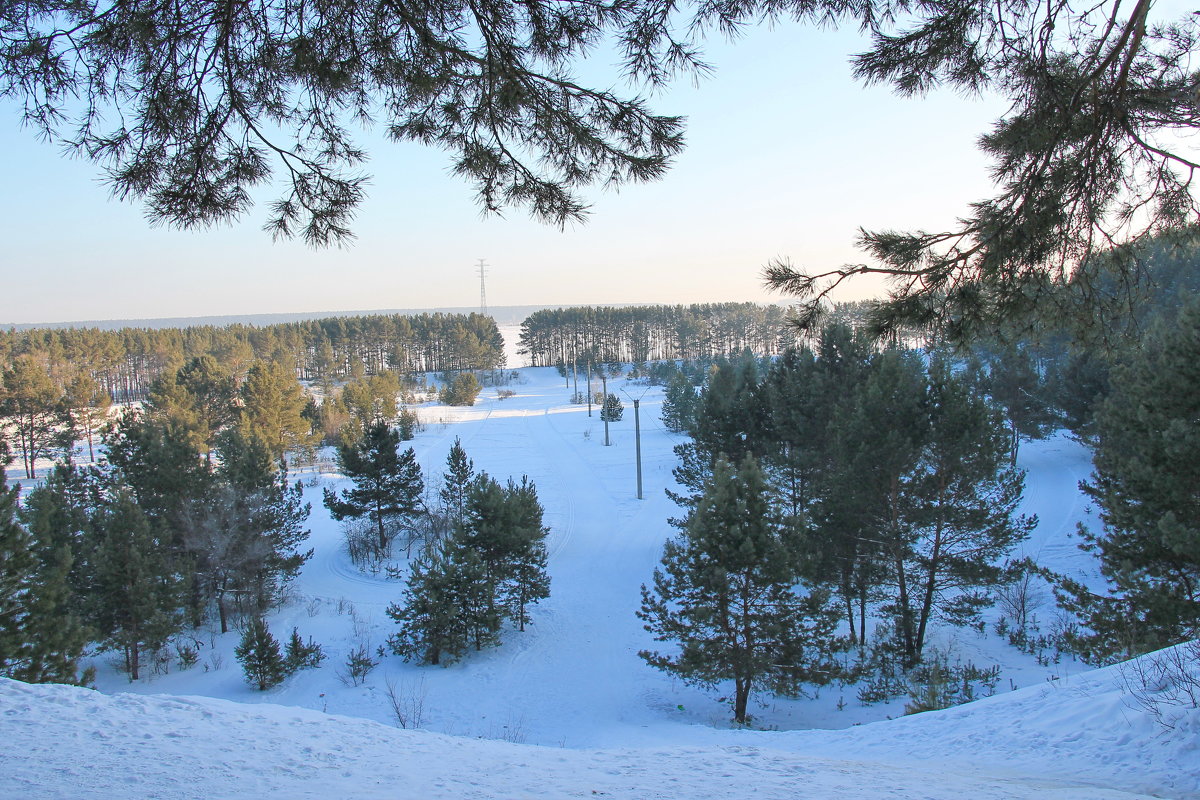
[639,455,839,724]
[324,421,424,555]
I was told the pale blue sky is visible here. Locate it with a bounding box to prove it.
[1,23,1005,325]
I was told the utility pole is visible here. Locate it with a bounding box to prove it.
[586,359,593,417]
[633,399,643,499]
[622,386,649,500]
[476,259,489,316]
[602,374,610,446]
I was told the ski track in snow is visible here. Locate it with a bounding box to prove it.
[4,357,1197,798]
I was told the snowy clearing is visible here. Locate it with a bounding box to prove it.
[2,352,1196,798]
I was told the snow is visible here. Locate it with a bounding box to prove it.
[2,339,1197,798]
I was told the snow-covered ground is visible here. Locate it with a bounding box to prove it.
[2,340,1197,798]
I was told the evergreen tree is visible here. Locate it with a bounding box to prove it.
[639,456,840,724]
[387,534,498,664]
[92,487,183,680]
[1,355,68,479]
[438,438,475,526]
[815,348,927,653]
[1065,299,1200,662]
[439,373,482,406]
[323,421,424,554]
[146,356,236,460]
[899,353,1036,658]
[0,485,37,676]
[103,411,211,528]
[235,618,288,690]
[283,628,325,673]
[64,373,111,464]
[660,370,698,433]
[3,476,91,684]
[240,360,312,471]
[984,345,1053,465]
[600,393,624,422]
[496,477,551,632]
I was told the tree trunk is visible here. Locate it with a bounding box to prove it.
[734,677,750,724]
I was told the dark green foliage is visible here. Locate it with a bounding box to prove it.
[397,408,421,441]
[600,393,624,423]
[494,477,552,632]
[1064,300,1200,663]
[983,345,1054,464]
[324,421,424,556]
[895,354,1036,663]
[640,456,841,724]
[235,618,288,690]
[388,541,489,666]
[519,304,791,367]
[284,628,325,673]
[390,472,551,664]
[660,371,698,433]
[439,373,482,407]
[439,438,475,527]
[0,485,37,675]
[184,430,313,632]
[92,487,183,681]
[0,483,91,685]
[103,411,212,527]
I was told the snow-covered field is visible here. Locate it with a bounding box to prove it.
[2,336,1197,798]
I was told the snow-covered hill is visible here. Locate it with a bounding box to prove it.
[2,363,1196,798]
[3,649,1197,798]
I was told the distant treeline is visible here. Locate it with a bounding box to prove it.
[517,303,793,367]
[0,313,504,402]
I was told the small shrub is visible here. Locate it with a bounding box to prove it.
[439,373,482,406]
[1121,640,1200,730]
[384,675,428,729]
[236,618,288,690]
[175,641,200,670]
[284,628,326,673]
[339,644,379,687]
[397,407,422,440]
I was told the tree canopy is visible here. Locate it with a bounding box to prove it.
[5,0,1196,330]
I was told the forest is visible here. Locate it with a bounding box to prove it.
[0,312,504,404]
[0,248,1197,727]
[517,303,792,367]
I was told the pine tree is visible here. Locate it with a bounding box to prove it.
[1,355,68,479]
[660,371,698,433]
[439,438,475,526]
[323,421,424,555]
[92,487,183,680]
[284,628,325,673]
[985,344,1053,465]
[600,393,623,422]
[1066,299,1200,662]
[639,455,840,724]
[439,373,482,406]
[0,485,37,676]
[900,353,1035,658]
[496,477,551,632]
[235,618,287,690]
[387,539,488,665]
[240,360,312,471]
[2,475,90,685]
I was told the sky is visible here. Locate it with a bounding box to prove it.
[0,23,1007,326]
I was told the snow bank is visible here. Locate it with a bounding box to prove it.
[3,645,1195,800]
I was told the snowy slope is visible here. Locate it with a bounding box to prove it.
[3,349,1195,798]
[3,649,1197,799]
